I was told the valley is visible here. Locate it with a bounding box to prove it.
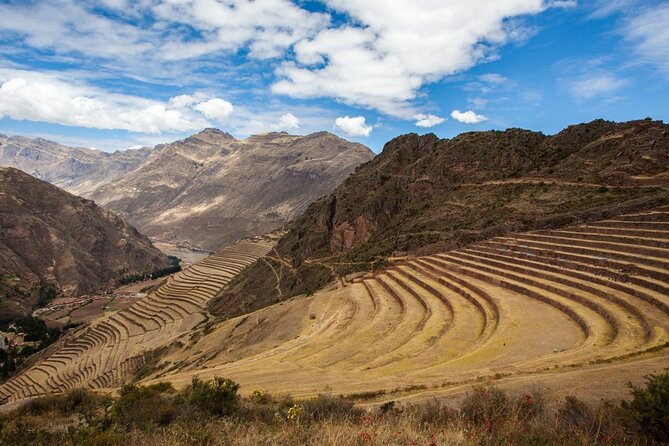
[0,119,668,443]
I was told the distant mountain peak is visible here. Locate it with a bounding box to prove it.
[197,128,235,138]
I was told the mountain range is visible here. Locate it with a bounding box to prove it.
[0,130,374,250]
[0,134,151,196]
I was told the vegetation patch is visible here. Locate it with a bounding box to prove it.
[1,375,668,445]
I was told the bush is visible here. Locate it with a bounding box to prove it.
[461,386,512,427]
[36,283,57,308]
[177,377,240,417]
[623,371,669,442]
[110,383,178,428]
[300,394,362,422]
[404,399,455,426]
[558,395,595,432]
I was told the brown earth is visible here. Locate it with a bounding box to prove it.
[143,206,669,407]
[212,119,669,319]
[0,237,276,404]
[88,129,374,250]
[0,167,169,322]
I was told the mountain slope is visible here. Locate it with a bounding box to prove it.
[0,134,151,196]
[89,129,374,250]
[283,118,668,260]
[0,167,169,321]
[211,119,669,318]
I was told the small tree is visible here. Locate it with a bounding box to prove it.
[623,371,669,442]
[181,376,240,417]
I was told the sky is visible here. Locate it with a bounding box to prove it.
[0,0,667,153]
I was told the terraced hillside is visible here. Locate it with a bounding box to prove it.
[145,207,669,403]
[0,238,274,404]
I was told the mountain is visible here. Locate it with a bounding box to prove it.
[211,118,669,318]
[88,129,374,250]
[0,134,151,196]
[0,167,169,322]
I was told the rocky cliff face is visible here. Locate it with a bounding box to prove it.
[88,129,374,250]
[0,167,169,311]
[279,119,669,262]
[0,134,151,196]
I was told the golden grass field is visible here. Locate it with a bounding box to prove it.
[2,208,669,409]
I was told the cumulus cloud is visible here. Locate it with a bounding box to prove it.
[567,74,628,99]
[0,69,233,133]
[414,114,445,128]
[273,0,556,116]
[271,113,300,130]
[0,1,564,127]
[334,116,373,137]
[193,98,234,124]
[451,110,488,124]
[152,0,329,60]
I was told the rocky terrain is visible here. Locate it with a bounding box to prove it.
[0,167,169,322]
[0,134,150,196]
[213,119,669,318]
[88,129,374,250]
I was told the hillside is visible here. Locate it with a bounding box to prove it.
[2,119,669,413]
[0,168,169,323]
[0,134,150,196]
[5,205,667,412]
[211,119,669,318]
[88,129,374,250]
[0,237,275,402]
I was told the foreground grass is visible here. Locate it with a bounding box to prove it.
[1,373,667,446]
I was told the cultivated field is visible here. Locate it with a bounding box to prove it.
[147,206,669,404]
[3,207,669,407]
[0,238,275,404]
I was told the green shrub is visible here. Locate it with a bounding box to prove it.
[110,383,178,428]
[177,377,240,417]
[36,283,57,308]
[623,371,669,442]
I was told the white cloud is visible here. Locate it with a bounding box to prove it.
[567,74,628,99]
[0,69,234,133]
[624,3,669,75]
[546,1,578,8]
[468,97,489,109]
[153,0,329,60]
[0,0,564,127]
[414,114,445,128]
[271,113,300,130]
[334,116,373,137]
[193,98,234,124]
[0,1,152,61]
[588,0,637,18]
[480,73,508,85]
[169,93,209,109]
[273,0,556,116]
[451,109,488,124]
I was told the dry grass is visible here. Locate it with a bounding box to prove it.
[0,388,656,446]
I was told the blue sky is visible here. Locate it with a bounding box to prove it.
[0,0,667,153]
